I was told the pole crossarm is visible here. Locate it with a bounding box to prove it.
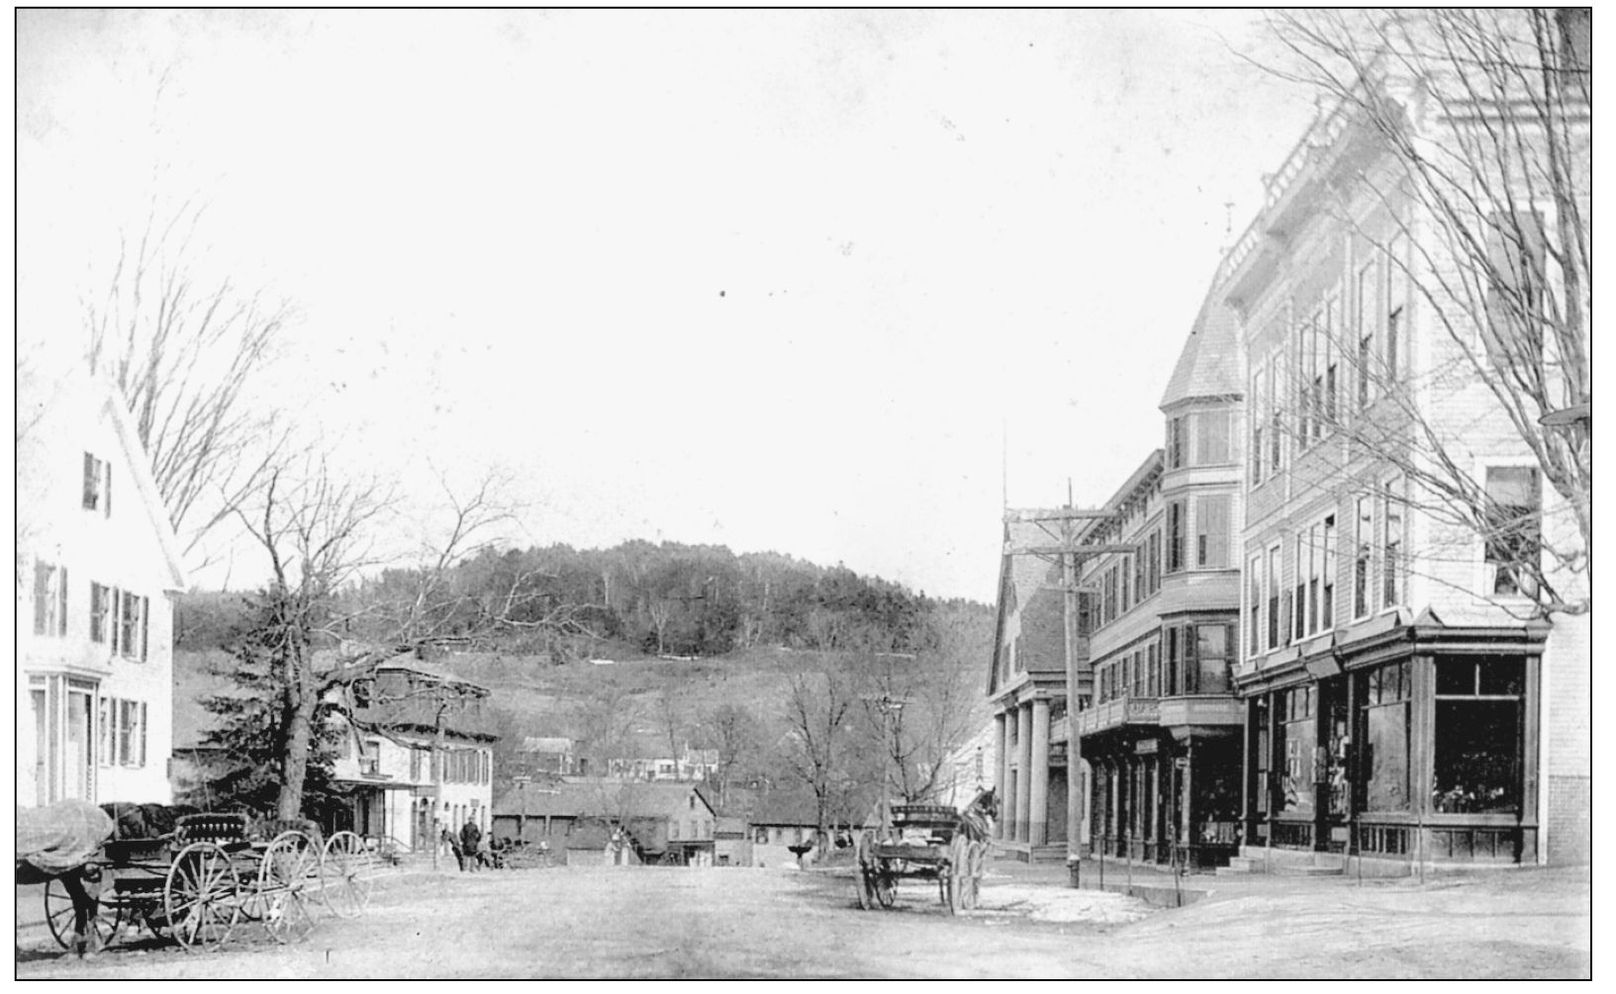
[1005,543,1138,557]
[1003,508,1112,523]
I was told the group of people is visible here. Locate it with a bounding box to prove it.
[441,818,505,871]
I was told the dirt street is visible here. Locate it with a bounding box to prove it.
[14,863,1590,979]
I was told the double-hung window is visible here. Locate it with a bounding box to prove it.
[1355,260,1378,411]
[1484,467,1541,597]
[98,697,148,767]
[1266,544,1282,651]
[1247,553,1263,657]
[1195,495,1230,569]
[33,562,68,637]
[1353,496,1375,618]
[1166,501,1187,573]
[1382,477,1406,607]
[1385,238,1409,384]
[83,453,112,516]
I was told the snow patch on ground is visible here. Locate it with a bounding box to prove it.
[975,884,1153,924]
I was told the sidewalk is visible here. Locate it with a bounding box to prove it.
[982,852,1592,913]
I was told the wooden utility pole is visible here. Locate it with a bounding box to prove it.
[1003,493,1128,887]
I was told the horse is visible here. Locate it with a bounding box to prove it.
[16,800,116,957]
[958,787,997,843]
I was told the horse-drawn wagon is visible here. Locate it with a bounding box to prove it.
[21,802,376,954]
[853,803,990,915]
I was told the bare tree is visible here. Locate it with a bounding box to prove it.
[85,200,294,559]
[858,649,983,805]
[227,459,543,820]
[573,680,645,777]
[656,684,686,780]
[702,703,765,810]
[780,669,855,849]
[1250,8,1590,616]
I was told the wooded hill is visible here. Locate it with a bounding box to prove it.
[175,541,995,811]
[179,540,973,661]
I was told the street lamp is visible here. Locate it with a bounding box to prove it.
[1539,402,1591,428]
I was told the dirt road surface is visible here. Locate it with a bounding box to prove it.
[14,863,1589,979]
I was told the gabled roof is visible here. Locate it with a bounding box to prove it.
[29,372,191,590]
[746,789,822,827]
[1159,280,1243,411]
[987,520,1068,696]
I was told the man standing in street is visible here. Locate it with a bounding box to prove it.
[460,818,482,873]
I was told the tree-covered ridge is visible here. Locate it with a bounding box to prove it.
[181,540,977,660]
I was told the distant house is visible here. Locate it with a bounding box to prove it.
[606,745,720,783]
[714,816,750,867]
[935,720,997,810]
[492,778,717,865]
[17,372,188,808]
[512,736,579,777]
[746,792,855,869]
[330,658,499,851]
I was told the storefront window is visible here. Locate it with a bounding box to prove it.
[1432,657,1523,814]
[1280,686,1315,814]
[1359,661,1411,812]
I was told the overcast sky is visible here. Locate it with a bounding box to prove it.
[17,10,1319,602]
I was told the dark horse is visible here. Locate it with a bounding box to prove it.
[16,800,116,957]
[958,787,998,843]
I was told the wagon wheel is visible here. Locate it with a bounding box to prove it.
[164,842,242,951]
[944,836,967,916]
[871,868,896,909]
[257,831,319,943]
[43,874,123,951]
[321,831,374,918]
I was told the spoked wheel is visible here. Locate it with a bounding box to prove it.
[43,874,123,952]
[871,871,896,909]
[256,831,319,943]
[944,836,969,915]
[164,842,242,951]
[320,831,374,919]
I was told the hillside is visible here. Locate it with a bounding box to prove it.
[174,631,993,806]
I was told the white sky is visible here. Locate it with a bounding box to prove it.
[16,10,1319,602]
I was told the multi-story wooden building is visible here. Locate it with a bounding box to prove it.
[1221,11,1589,867]
[1074,288,1247,869]
[331,658,499,851]
[17,372,187,808]
[986,520,1073,862]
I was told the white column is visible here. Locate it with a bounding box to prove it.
[1030,698,1051,847]
[1016,704,1033,843]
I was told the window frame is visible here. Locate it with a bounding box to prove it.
[1481,464,1542,599]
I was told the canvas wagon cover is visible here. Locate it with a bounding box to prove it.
[16,800,115,872]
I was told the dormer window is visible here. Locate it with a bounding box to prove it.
[82,453,112,516]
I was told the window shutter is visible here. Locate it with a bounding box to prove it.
[140,596,149,661]
[104,463,111,516]
[139,702,148,766]
[34,562,49,635]
[83,453,97,509]
[57,567,69,636]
